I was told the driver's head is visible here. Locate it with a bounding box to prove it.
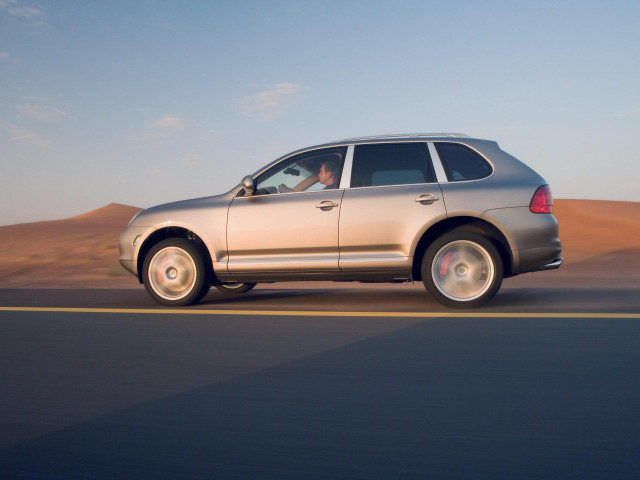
[318,160,338,187]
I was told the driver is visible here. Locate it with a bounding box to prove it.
[318,160,339,189]
[278,159,340,193]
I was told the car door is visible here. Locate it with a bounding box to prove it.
[226,147,346,273]
[338,142,447,273]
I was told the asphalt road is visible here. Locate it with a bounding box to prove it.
[1,285,639,478]
[1,277,639,312]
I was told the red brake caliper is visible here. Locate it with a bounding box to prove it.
[440,252,452,275]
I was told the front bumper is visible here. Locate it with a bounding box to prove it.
[118,225,155,277]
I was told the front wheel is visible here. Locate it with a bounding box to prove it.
[422,232,503,309]
[142,238,211,306]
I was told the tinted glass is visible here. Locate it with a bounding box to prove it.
[255,147,346,195]
[351,143,434,188]
[435,143,492,181]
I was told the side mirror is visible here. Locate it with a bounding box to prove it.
[241,175,255,196]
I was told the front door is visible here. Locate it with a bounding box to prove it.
[226,147,346,273]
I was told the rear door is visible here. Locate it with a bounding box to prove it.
[338,142,447,273]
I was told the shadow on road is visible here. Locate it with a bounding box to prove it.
[2,317,639,479]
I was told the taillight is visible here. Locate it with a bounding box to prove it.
[530,185,553,213]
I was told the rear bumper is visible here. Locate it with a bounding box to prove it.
[515,245,562,274]
[481,207,561,275]
[530,257,563,272]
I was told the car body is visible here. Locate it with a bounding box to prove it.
[119,133,562,308]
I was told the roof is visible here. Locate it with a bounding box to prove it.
[331,133,471,144]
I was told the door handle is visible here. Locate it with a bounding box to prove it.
[415,194,440,204]
[316,200,339,210]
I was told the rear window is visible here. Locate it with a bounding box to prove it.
[435,143,492,181]
[351,143,435,188]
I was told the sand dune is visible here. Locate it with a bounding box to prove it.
[553,199,640,258]
[0,204,141,288]
[72,203,142,220]
[0,200,637,289]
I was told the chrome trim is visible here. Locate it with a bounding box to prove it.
[428,142,448,183]
[533,257,563,271]
[316,201,339,210]
[414,194,439,204]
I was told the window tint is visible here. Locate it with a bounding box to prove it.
[351,143,434,188]
[435,143,492,181]
[254,147,346,195]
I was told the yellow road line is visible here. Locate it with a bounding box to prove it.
[0,306,639,318]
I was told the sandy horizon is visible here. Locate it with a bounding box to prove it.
[0,199,638,290]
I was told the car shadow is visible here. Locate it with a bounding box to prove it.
[2,316,639,478]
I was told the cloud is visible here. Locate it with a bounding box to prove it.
[0,122,52,148]
[0,51,9,59]
[234,83,303,120]
[617,108,640,117]
[134,114,190,141]
[8,5,42,18]
[16,103,73,122]
[148,114,188,130]
[1,0,47,27]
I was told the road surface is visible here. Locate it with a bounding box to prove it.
[1,284,639,478]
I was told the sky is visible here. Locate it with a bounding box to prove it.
[1,0,639,225]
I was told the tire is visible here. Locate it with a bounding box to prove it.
[422,231,503,309]
[142,238,211,306]
[214,282,257,294]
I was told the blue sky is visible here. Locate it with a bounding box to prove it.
[1,0,639,225]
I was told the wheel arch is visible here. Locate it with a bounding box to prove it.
[411,216,513,281]
[136,227,215,284]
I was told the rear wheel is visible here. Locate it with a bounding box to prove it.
[422,232,503,308]
[214,282,257,294]
[142,238,211,306]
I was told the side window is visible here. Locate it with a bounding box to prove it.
[435,143,493,181]
[351,143,435,188]
[254,147,346,195]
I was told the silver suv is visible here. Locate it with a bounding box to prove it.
[119,134,562,308]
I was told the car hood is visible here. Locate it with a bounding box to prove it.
[129,191,235,227]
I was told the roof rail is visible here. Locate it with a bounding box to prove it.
[332,133,470,143]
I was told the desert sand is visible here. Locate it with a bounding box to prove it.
[0,204,142,288]
[0,200,638,289]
